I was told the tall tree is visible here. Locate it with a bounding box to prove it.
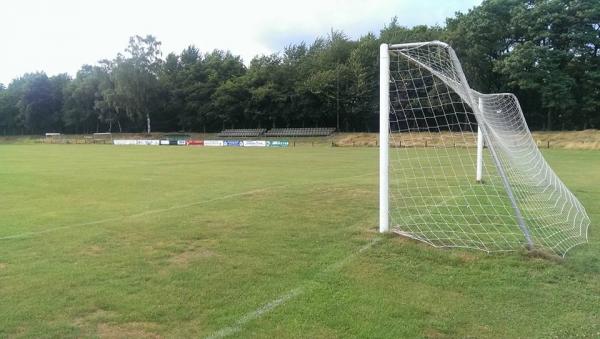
[17,73,68,134]
[0,82,22,135]
[347,33,379,131]
[63,65,111,133]
[111,35,163,132]
[448,0,600,129]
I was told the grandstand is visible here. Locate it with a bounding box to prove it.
[218,129,266,137]
[265,127,336,137]
[162,133,191,141]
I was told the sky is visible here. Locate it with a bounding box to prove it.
[0,0,481,85]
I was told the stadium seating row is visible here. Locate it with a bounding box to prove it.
[265,128,335,137]
[217,129,266,137]
[218,127,336,137]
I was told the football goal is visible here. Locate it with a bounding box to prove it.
[379,41,589,256]
[93,132,113,144]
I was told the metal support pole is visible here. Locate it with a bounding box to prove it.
[481,125,534,249]
[476,99,484,183]
[379,44,390,233]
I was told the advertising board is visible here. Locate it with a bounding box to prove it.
[224,140,243,147]
[267,140,289,147]
[242,140,267,147]
[204,140,224,147]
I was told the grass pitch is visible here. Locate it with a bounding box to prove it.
[0,145,598,338]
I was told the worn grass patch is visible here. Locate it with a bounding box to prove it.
[97,322,162,338]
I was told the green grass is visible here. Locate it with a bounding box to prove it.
[0,145,598,338]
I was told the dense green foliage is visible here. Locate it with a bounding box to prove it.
[447,0,600,130]
[0,145,598,337]
[0,0,598,134]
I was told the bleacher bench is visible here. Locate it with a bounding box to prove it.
[264,128,336,137]
[218,129,266,137]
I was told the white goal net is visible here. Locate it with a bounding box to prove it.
[380,41,589,256]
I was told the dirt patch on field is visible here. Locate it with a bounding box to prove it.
[454,252,479,263]
[81,245,104,256]
[424,328,448,338]
[524,248,563,263]
[145,239,220,272]
[169,248,216,267]
[0,262,7,270]
[72,309,119,337]
[97,322,161,338]
[73,309,118,327]
[7,326,28,338]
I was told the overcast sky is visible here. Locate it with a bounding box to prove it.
[0,0,481,85]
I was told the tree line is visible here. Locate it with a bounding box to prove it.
[0,0,598,135]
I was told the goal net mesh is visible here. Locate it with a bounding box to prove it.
[387,42,589,255]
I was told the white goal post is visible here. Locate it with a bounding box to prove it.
[379,41,590,256]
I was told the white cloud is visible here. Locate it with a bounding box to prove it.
[0,0,481,84]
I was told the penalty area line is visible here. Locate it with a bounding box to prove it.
[205,237,382,339]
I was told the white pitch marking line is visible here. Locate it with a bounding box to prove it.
[0,171,380,241]
[205,287,304,339]
[205,237,382,339]
[0,186,285,241]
